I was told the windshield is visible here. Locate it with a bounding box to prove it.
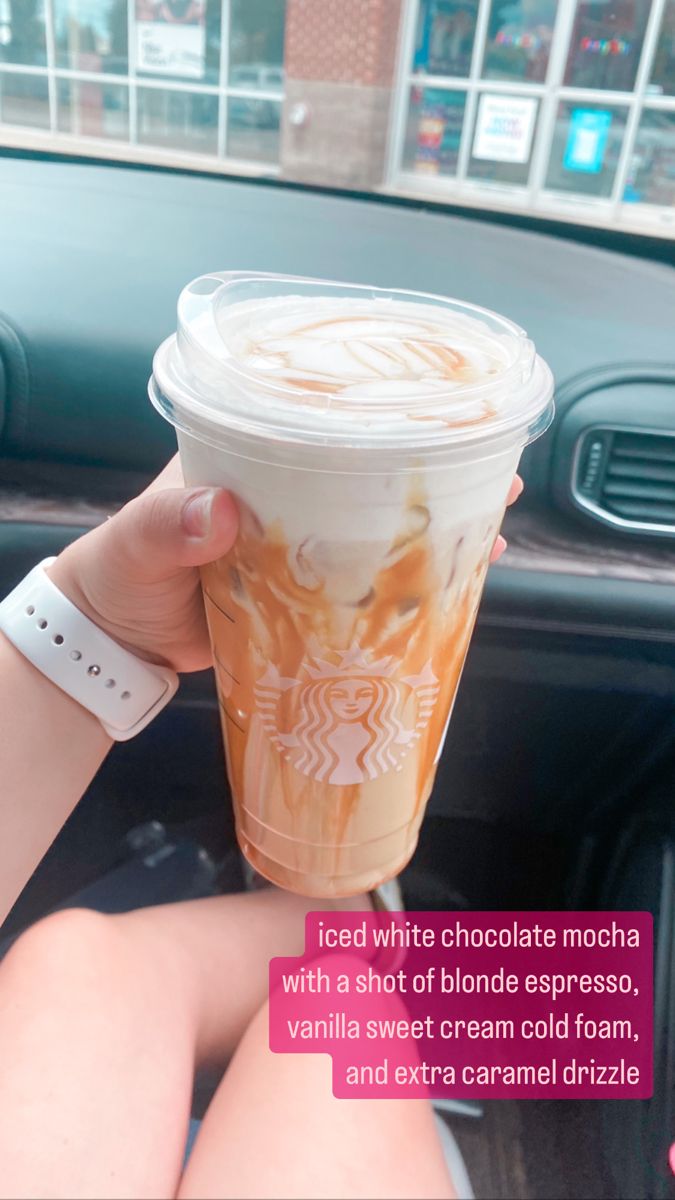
[0,0,673,240]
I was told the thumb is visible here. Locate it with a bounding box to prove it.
[113,486,239,574]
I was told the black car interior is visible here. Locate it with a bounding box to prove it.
[1,152,674,1199]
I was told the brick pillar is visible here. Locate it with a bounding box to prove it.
[280,0,404,189]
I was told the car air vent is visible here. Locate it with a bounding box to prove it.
[574,427,675,535]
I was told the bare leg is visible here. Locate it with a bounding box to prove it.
[0,890,344,1199]
[180,998,456,1200]
[0,892,456,1200]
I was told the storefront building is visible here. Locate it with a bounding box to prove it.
[388,0,675,235]
[0,1,287,169]
[1,0,674,238]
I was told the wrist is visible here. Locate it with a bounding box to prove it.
[45,550,166,668]
[1,560,179,741]
[0,628,113,747]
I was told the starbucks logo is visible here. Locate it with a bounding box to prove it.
[254,642,439,786]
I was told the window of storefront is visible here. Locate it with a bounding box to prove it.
[57,77,129,139]
[391,0,675,235]
[402,84,467,176]
[482,0,557,83]
[229,0,285,78]
[0,72,50,128]
[0,0,47,67]
[649,0,675,94]
[467,91,539,184]
[413,0,480,79]
[626,107,675,204]
[563,0,652,92]
[545,100,629,197]
[0,0,286,170]
[53,0,128,75]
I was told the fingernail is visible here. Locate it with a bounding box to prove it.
[513,476,524,498]
[496,535,508,556]
[182,490,215,539]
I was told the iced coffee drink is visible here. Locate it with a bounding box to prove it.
[150,274,553,897]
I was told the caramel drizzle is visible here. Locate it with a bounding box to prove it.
[244,314,491,398]
[202,489,492,890]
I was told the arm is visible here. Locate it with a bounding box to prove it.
[0,636,111,924]
[0,460,238,925]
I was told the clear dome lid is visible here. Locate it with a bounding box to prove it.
[150,271,554,452]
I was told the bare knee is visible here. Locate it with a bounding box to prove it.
[1,908,126,999]
[1,906,200,1060]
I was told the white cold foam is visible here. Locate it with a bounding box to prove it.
[179,426,519,613]
[176,291,524,585]
[177,428,521,559]
[215,295,519,426]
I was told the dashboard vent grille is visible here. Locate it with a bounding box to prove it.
[574,428,675,536]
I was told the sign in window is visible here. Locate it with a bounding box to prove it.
[472,93,538,163]
[546,102,629,199]
[563,109,612,174]
[135,0,207,81]
[403,86,467,177]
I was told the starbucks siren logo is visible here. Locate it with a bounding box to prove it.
[254,642,439,786]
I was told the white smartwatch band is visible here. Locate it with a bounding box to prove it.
[0,558,179,741]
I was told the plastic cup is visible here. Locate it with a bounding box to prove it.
[150,272,554,897]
